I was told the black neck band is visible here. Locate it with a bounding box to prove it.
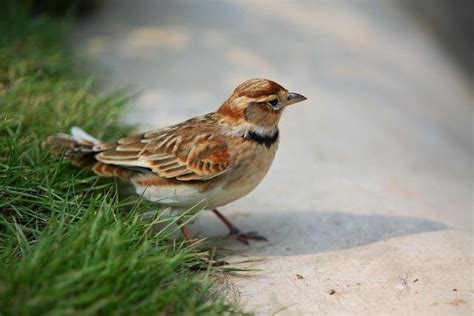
[244,129,279,148]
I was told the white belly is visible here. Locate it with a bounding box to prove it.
[133,179,261,210]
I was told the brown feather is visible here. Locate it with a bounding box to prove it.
[233,78,286,98]
[97,149,139,160]
[116,143,144,151]
[92,162,135,179]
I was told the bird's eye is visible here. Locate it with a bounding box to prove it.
[268,99,279,107]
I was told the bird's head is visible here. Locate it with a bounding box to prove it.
[217,78,306,135]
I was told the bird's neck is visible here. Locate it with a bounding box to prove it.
[244,128,279,148]
[218,116,279,142]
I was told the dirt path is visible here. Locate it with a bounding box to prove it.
[74,1,473,314]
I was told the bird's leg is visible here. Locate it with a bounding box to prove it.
[176,219,193,243]
[212,209,268,245]
[179,225,192,241]
[211,209,239,234]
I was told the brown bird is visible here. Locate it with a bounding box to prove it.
[42,78,307,244]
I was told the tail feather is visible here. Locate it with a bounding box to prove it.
[42,127,136,179]
[42,127,100,168]
[42,127,100,155]
[70,126,102,145]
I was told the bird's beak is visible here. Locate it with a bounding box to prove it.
[286,92,307,106]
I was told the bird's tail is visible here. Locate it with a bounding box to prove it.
[41,126,103,168]
[42,127,136,179]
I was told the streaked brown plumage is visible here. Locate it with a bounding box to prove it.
[42,78,307,244]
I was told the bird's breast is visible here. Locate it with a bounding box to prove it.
[131,140,278,210]
[218,139,278,197]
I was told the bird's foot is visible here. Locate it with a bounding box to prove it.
[211,209,268,245]
[231,230,268,245]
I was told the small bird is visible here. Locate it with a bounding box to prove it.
[42,78,306,244]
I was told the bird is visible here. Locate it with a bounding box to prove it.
[42,78,307,244]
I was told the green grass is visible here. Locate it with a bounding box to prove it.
[0,4,239,315]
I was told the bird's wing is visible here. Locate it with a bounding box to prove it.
[95,117,233,181]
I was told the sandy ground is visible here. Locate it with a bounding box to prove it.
[74,1,473,314]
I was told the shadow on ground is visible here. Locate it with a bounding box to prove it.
[190,210,447,256]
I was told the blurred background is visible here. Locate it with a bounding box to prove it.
[30,0,474,314]
[31,0,474,82]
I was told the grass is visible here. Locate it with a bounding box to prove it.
[0,3,240,315]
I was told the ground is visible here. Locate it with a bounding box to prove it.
[74,1,473,314]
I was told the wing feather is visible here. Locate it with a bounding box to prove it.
[95,115,233,181]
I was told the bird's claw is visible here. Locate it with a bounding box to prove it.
[232,231,268,245]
